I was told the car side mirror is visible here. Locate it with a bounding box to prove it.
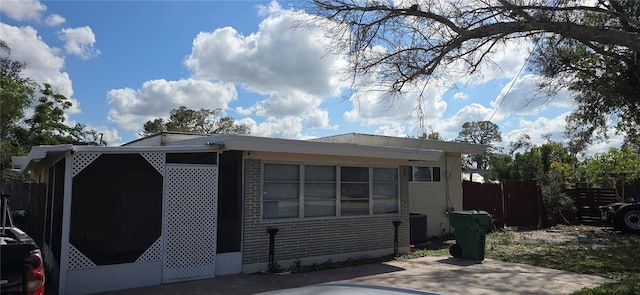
[11,209,31,223]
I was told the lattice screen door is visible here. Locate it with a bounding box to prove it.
[162,164,218,283]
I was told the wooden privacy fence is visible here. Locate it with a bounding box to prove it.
[565,188,617,224]
[463,180,541,228]
[1,181,47,246]
[462,181,504,227]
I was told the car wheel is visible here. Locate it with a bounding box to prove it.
[449,244,462,258]
[615,204,640,234]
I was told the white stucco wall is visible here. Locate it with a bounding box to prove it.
[408,154,463,238]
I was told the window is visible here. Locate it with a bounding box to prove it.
[262,164,399,219]
[263,164,300,219]
[410,166,441,182]
[373,168,399,214]
[340,166,370,216]
[304,165,336,217]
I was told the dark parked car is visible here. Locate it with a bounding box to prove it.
[1,193,45,295]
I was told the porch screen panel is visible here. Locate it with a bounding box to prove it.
[163,164,217,283]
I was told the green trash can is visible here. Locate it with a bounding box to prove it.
[448,210,491,260]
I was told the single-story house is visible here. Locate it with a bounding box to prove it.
[13,132,486,294]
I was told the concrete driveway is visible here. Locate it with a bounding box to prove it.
[101,256,612,295]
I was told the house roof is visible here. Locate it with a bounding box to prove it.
[14,143,221,174]
[15,132,488,174]
[313,133,488,155]
[191,134,442,161]
[125,132,490,161]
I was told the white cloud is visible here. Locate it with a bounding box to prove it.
[84,125,123,147]
[0,0,46,22]
[106,79,238,131]
[506,113,570,146]
[235,106,254,116]
[0,23,79,113]
[255,92,317,117]
[249,91,336,130]
[448,39,533,86]
[58,26,100,60]
[184,4,345,98]
[502,113,625,156]
[306,108,337,130]
[491,74,575,116]
[584,133,625,156]
[238,117,306,139]
[439,103,498,135]
[375,125,406,137]
[453,92,468,101]
[344,82,448,129]
[45,14,65,26]
[184,3,348,134]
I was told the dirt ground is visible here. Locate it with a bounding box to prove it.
[499,224,617,246]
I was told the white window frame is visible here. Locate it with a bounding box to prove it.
[261,163,400,220]
[410,166,441,182]
[303,164,338,218]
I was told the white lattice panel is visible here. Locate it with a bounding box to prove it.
[141,152,165,176]
[136,237,163,262]
[163,165,218,283]
[67,244,97,270]
[72,152,101,177]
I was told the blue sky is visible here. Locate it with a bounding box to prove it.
[0,0,623,154]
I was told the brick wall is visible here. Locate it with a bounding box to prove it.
[242,159,410,271]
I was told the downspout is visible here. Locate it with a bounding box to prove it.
[445,154,450,210]
[267,228,279,272]
[392,221,401,255]
[444,153,454,235]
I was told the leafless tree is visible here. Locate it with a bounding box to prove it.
[307,0,639,91]
[305,0,640,143]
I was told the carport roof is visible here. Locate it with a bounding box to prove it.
[14,144,221,174]
[16,133,468,174]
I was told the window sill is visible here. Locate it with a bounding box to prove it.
[259,212,404,224]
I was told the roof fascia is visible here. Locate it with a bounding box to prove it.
[215,135,442,161]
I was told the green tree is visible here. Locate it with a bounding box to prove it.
[541,169,575,225]
[457,121,502,169]
[417,126,444,140]
[508,134,533,157]
[530,0,640,146]
[0,41,36,172]
[488,153,515,181]
[581,147,640,200]
[141,106,250,136]
[307,0,640,143]
[0,41,35,138]
[24,84,87,145]
[489,141,577,225]
[490,141,576,183]
[1,42,105,177]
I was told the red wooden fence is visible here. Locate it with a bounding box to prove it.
[462,181,504,227]
[503,180,541,227]
[463,180,541,228]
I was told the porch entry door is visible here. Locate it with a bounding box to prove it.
[162,164,218,283]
